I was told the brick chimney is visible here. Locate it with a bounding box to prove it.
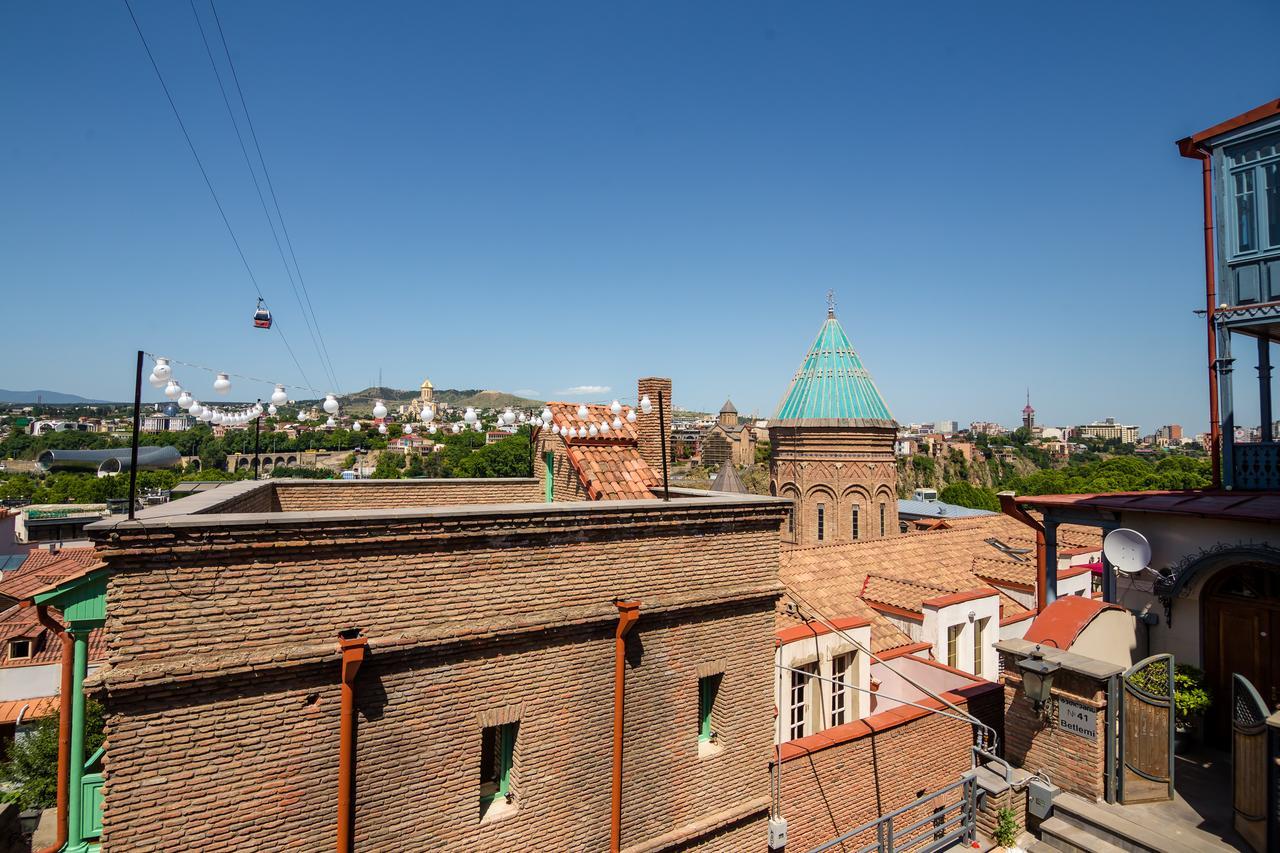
[636,377,672,472]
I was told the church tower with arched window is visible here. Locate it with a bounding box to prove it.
[770,302,899,545]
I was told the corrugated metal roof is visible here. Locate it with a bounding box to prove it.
[773,312,894,426]
[897,499,997,519]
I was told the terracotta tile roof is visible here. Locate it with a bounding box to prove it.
[545,401,659,501]
[971,556,1035,588]
[1023,596,1124,651]
[0,604,106,666]
[775,598,913,654]
[0,553,102,604]
[0,696,58,724]
[17,547,97,574]
[779,514,1072,634]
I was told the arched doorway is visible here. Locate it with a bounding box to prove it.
[1202,562,1280,746]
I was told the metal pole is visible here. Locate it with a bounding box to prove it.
[127,350,143,521]
[658,390,670,501]
[252,399,262,480]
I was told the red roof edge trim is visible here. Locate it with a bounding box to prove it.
[1181,98,1280,152]
[920,587,1000,609]
[775,616,870,646]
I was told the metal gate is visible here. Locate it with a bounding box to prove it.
[1117,653,1175,804]
[1232,673,1270,852]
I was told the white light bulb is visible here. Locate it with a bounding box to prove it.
[162,380,181,400]
[323,394,340,415]
[541,408,552,424]
[600,421,610,434]
[213,373,232,395]
[503,408,515,425]
[148,371,166,389]
[552,424,561,435]
[428,424,437,434]
[612,416,623,430]
[577,404,588,420]
[271,385,288,406]
[589,424,599,437]
[464,407,477,424]
[452,423,462,434]
[567,427,576,438]
[189,403,203,417]
[177,391,194,409]
[474,421,483,432]
[153,358,172,381]
[378,423,388,435]
[326,416,337,428]
[627,409,636,423]
[610,399,622,415]
[268,404,278,416]
[373,400,388,419]
[211,411,224,425]
[640,395,652,415]
[404,423,414,434]
[352,419,361,429]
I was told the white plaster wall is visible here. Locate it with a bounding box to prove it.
[1056,571,1093,599]
[0,663,101,702]
[922,595,1001,680]
[775,624,872,743]
[1070,610,1140,669]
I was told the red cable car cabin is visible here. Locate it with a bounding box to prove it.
[253,299,272,329]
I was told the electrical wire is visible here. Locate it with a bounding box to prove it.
[121,0,315,393]
[207,0,342,393]
[187,0,339,394]
[143,351,328,398]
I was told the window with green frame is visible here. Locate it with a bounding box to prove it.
[698,674,722,743]
[543,450,555,501]
[479,722,518,813]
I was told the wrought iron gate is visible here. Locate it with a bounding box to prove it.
[1117,653,1175,804]
[1232,673,1271,852]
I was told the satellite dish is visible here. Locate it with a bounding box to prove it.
[1103,528,1151,576]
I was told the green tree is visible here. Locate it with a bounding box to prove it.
[371,452,405,479]
[754,441,771,465]
[938,482,1001,512]
[0,699,106,810]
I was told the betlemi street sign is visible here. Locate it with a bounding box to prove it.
[1057,697,1096,740]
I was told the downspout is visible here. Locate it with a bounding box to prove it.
[998,494,1048,613]
[610,601,641,853]
[33,605,71,853]
[1178,138,1222,488]
[336,630,367,853]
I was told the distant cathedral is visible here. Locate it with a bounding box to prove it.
[408,378,434,417]
[769,299,899,545]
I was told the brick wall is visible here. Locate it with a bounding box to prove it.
[532,437,589,501]
[93,496,789,851]
[1002,667,1107,801]
[637,377,673,473]
[778,682,998,851]
[195,482,279,514]
[271,478,541,511]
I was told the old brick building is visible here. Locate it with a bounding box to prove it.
[84,476,791,851]
[770,305,900,544]
[701,400,757,469]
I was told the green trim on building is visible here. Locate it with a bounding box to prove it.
[773,313,894,427]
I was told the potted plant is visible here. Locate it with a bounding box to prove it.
[1131,662,1211,752]
[992,806,1022,853]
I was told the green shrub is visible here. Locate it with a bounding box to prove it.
[0,700,106,810]
[1130,662,1211,725]
[993,806,1019,847]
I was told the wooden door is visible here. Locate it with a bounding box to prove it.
[1119,654,1175,804]
[1204,565,1280,747]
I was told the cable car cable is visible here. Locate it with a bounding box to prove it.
[188,0,338,392]
[207,0,342,393]
[121,0,314,393]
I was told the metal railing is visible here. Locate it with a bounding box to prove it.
[1234,441,1280,490]
[806,770,978,853]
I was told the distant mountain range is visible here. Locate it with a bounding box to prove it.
[335,386,543,411]
[0,389,110,405]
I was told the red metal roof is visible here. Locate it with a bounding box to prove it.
[1179,98,1280,152]
[0,696,57,725]
[1013,490,1280,524]
[1023,596,1123,651]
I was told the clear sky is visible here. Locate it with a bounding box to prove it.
[3,1,1277,432]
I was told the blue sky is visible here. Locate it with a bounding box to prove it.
[3,1,1277,432]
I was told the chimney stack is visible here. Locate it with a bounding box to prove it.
[636,377,672,472]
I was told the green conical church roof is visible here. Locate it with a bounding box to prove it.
[773,310,895,427]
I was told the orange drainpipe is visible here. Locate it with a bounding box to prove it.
[336,630,367,853]
[32,605,71,853]
[1178,138,1222,488]
[610,601,641,853]
[999,494,1048,612]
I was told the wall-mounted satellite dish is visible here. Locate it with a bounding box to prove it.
[1103,528,1152,576]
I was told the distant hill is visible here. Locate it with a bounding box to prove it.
[336,386,543,412]
[0,389,110,405]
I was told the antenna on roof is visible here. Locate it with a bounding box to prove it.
[1103,528,1152,576]
[826,289,836,318]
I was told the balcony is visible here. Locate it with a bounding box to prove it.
[1234,442,1280,490]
